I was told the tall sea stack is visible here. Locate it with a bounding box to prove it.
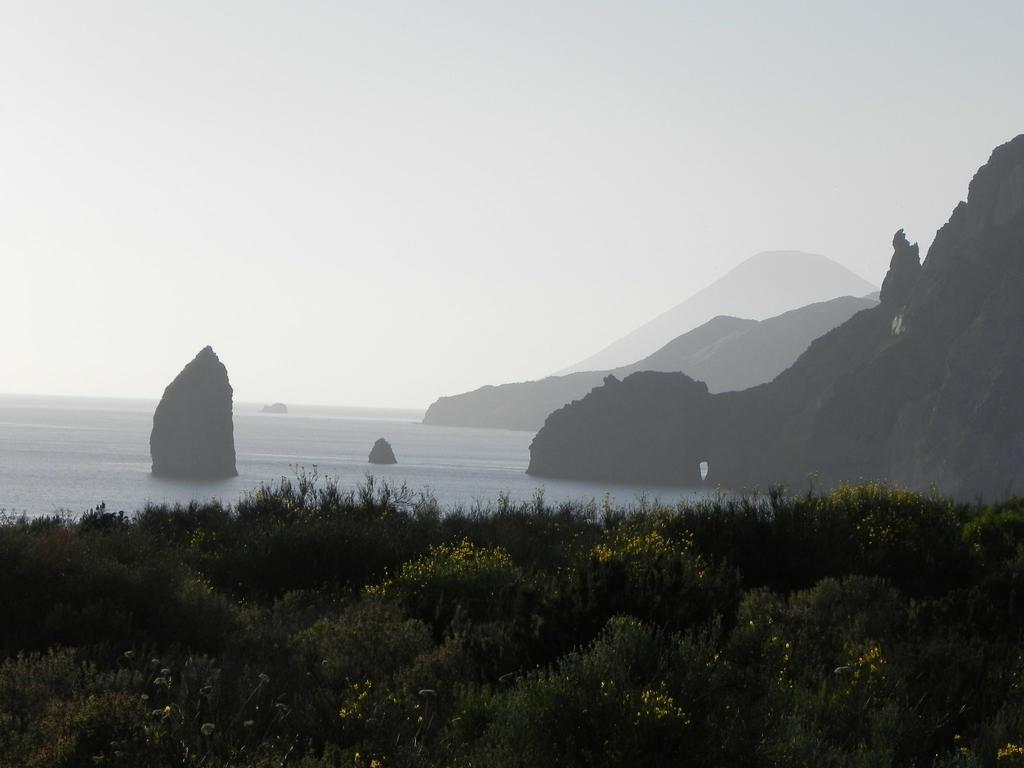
[150,346,238,478]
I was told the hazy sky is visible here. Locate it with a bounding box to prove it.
[4,1,1023,408]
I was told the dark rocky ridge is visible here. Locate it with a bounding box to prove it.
[369,438,397,465]
[150,346,237,478]
[424,296,876,431]
[528,135,1024,499]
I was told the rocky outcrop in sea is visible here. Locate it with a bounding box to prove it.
[150,346,238,479]
[369,438,397,465]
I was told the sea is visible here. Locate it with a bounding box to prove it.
[0,394,710,518]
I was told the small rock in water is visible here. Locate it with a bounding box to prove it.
[368,438,397,465]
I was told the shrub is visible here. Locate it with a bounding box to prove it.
[296,601,434,689]
[569,523,739,636]
[366,538,523,632]
[962,503,1024,566]
[3,483,1024,765]
[457,616,694,767]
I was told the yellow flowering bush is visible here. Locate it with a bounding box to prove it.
[632,685,690,727]
[365,538,523,629]
[999,742,1024,764]
[592,527,705,576]
[579,525,726,631]
[822,483,955,554]
[338,679,373,721]
[852,645,886,681]
[593,529,680,562]
[961,506,1024,565]
[828,482,930,511]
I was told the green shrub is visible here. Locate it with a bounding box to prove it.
[366,538,524,632]
[458,616,693,767]
[296,601,434,689]
[962,503,1024,566]
[569,523,739,637]
[3,482,1024,765]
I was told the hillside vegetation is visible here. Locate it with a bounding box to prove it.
[3,474,1024,766]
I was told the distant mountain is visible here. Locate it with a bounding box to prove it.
[423,295,876,431]
[528,134,1024,499]
[633,295,877,392]
[558,251,876,374]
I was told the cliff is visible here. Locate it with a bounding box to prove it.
[528,135,1024,499]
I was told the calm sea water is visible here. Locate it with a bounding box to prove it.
[0,395,709,517]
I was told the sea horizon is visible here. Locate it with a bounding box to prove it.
[0,393,712,518]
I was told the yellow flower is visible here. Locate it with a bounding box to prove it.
[364,539,516,598]
[339,680,373,721]
[591,529,699,570]
[632,687,689,726]
[999,742,1024,760]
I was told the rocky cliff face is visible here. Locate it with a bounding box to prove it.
[878,229,921,309]
[150,346,237,479]
[528,135,1024,499]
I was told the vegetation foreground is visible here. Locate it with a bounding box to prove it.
[4,476,1024,766]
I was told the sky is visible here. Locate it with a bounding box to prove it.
[3,1,1023,408]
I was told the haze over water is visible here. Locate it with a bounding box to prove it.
[0,395,710,517]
